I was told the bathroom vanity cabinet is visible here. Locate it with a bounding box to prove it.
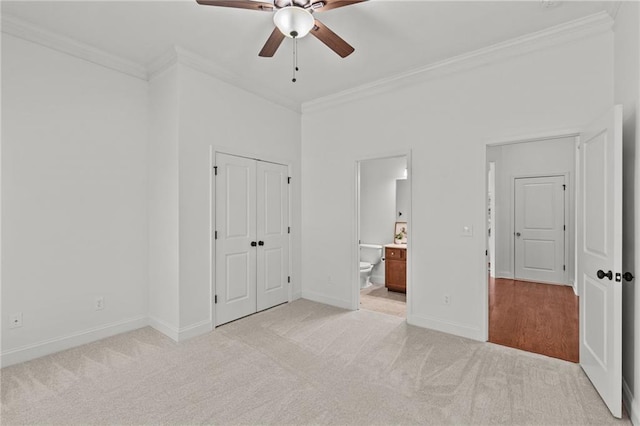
[385,245,406,293]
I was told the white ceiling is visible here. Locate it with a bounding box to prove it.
[1,0,612,109]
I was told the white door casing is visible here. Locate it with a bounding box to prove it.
[256,161,289,312]
[215,153,257,326]
[215,153,290,326]
[578,105,623,418]
[514,175,566,284]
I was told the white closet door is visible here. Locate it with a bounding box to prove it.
[514,175,566,284]
[215,153,257,326]
[256,161,289,311]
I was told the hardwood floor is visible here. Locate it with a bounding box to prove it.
[489,277,579,363]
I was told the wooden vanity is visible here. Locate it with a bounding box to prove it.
[385,244,406,293]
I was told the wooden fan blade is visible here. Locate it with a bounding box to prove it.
[315,0,366,12]
[309,19,354,58]
[196,0,274,11]
[259,27,286,57]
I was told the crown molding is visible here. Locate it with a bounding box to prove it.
[1,15,148,80]
[148,46,301,113]
[604,1,622,20]
[302,11,614,114]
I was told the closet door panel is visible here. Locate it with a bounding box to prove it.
[215,153,257,325]
[256,161,289,311]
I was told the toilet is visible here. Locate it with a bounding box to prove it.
[359,244,383,288]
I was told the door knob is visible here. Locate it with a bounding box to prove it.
[258,241,264,246]
[623,272,634,282]
[597,269,613,280]
[516,232,521,237]
[250,241,257,247]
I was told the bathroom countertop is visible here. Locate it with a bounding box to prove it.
[385,244,407,249]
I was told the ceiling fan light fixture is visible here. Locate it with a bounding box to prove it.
[273,6,315,38]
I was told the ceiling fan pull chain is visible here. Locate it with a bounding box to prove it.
[292,36,298,83]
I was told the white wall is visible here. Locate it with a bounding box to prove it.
[360,156,406,283]
[176,64,302,331]
[614,2,640,424]
[488,137,576,286]
[301,32,613,338]
[1,35,149,365]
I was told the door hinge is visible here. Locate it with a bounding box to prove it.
[563,265,566,271]
[213,166,218,176]
[214,295,218,304]
[287,177,291,184]
[288,226,291,234]
[288,276,291,283]
[214,230,218,240]
[562,184,566,191]
[563,225,566,231]
[486,250,488,256]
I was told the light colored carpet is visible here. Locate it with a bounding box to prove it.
[360,283,406,318]
[0,299,630,425]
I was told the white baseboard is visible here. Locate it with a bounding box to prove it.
[291,291,302,301]
[178,319,212,341]
[148,316,212,342]
[407,313,484,341]
[624,378,639,425]
[148,316,179,341]
[0,315,148,368]
[496,271,513,279]
[301,290,352,310]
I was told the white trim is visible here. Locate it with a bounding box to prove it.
[624,378,639,426]
[1,15,147,80]
[407,313,484,342]
[301,291,352,310]
[148,315,180,342]
[291,291,302,301]
[302,12,613,114]
[177,319,212,341]
[0,316,148,368]
[163,46,300,113]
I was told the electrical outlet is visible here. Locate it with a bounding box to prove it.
[95,296,104,311]
[443,294,451,305]
[9,312,23,328]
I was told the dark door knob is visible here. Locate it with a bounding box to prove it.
[250,241,257,247]
[623,272,634,282]
[258,241,264,246]
[597,269,613,280]
[516,232,521,237]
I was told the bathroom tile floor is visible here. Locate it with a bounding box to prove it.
[359,283,406,318]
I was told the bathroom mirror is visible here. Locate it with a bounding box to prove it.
[396,178,409,221]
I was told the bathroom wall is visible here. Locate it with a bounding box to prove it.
[360,156,407,283]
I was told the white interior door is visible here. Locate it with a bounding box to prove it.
[514,176,566,284]
[256,161,289,311]
[578,105,623,418]
[215,153,257,326]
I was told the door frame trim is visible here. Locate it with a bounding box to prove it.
[482,129,580,341]
[353,149,412,317]
[210,146,293,328]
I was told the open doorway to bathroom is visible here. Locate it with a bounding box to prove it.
[356,155,408,318]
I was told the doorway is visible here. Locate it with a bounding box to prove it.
[486,136,578,362]
[355,154,410,318]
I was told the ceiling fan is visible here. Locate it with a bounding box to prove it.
[195,0,367,59]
